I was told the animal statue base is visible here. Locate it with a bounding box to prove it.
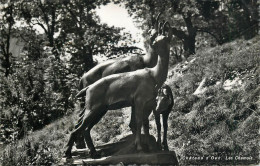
[60,134,179,165]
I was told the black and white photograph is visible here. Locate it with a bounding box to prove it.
[0,0,259,165]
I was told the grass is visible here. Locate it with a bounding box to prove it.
[166,35,260,165]
[1,35,260,165]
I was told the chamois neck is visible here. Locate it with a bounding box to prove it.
[143,45,157,68]
[152,49,169,89]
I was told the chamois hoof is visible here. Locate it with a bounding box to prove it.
[163,146,169,151]
[162,142,169,151]
[156,142,162,150]
[64,149,72,159]
[136,144,146,154]
[141,143,150,153]
[90,150,101,159]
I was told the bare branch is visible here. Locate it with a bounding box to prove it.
[38,0,50,32]
[196,27,223,44]
[34,20,48,34]
[64,3,80,24]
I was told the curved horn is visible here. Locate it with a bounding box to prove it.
[162,21,171,36]
[154,12,162,31]
[158,21,163,34]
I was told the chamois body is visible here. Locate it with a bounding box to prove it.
[75,14,161,149]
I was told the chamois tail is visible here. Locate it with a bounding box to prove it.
[76,86,89,98]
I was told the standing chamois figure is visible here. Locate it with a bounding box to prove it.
[64,22,172,159]
[154,83,174,151]
[75,13,163,149]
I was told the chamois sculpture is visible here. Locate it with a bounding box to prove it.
[64,23,172,159]
[154,83,174,151]
[75,13,162,149]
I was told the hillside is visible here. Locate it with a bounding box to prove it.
[1,35,259,165]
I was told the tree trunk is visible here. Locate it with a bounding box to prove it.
[4,56,10,77]
[183,33,196,58]
[83,46,94,72]
[183,14,197,58]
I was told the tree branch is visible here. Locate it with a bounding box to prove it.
[19,33,40,51]
[64,3,80,25]
[34,20,48,34]
[196,27,223,44]
[38,0,50,32]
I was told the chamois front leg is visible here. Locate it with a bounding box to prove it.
[154,111,162,150]
[129,106,137,135]
[134,100,145,152]
[162,112,170,151]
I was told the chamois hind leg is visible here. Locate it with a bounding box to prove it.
[75,108,87,149]
[64,117,87,158]
[75,79,89,149]
[162,111,170,151]
[154,110,162,150]
[64,107,103,159]
[75,107,95,149]
[83,108,107,159]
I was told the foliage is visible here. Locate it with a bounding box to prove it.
[0,45,78,143]
[0,1,17,77]
[119,0,258,59]
[0,0,136,144]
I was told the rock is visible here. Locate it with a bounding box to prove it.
[60,134,179,165]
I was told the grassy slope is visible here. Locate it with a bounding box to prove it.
[166,35,259,165]
[1,36,259,165]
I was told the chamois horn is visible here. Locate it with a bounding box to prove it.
[162,21,172,39]
[155,12,162,31]
[162,21,169,34]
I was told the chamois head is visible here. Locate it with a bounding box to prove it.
[145,12,163,47]
[155,85,173,112]
[152,21,172,53]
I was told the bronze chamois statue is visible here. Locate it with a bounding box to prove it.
[75,13,164,149]
[64,22,172,159]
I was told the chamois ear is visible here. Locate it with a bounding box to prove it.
[162,22,172,41]
[162,21,168,35]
